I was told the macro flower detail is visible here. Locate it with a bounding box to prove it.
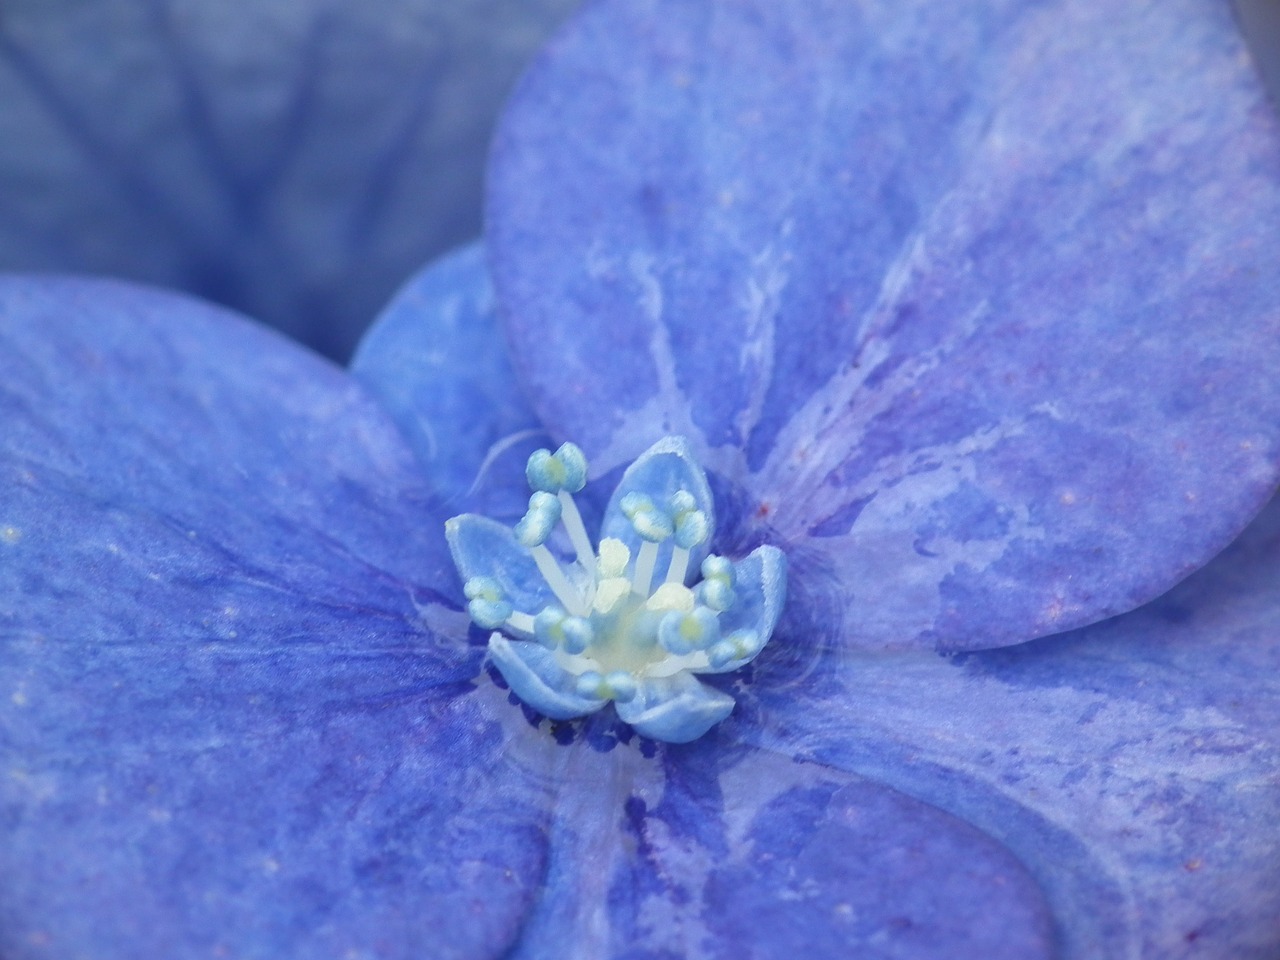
[5,0,1280,957]
[447,437,786,742]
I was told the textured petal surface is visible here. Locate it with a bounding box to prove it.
[733,496,1280,959]
[488,0,1280,650]
[0,278,552,958]
[502,720,1053,959]
[352,242,544,520]
[0,0,579,358]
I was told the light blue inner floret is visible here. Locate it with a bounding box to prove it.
[446,436,787,743]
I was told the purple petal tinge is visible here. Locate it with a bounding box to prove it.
[488,0,1280,652]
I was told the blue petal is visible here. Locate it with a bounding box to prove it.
[352,242,544,520]
[0,277,551,957]
[488,635,607,720]
[734,495,1280,957]
[614,671,735,742]
[510,724,1053,958]
[446,514,557,626]
[1237,0,1280,113]
[0,0,577,358]
[600,435,716,580]
[488,0,1280,650]
[697,544,787,674]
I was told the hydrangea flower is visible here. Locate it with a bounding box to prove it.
[4,1,1280,959]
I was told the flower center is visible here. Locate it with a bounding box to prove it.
[446,435,785,743]
[462,442,759,705]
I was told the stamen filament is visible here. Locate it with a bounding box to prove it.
[665,546,690,586]
[633,540,659,597]
[557,491,596,577]
[646,650,710,678]
[506,611,536,634]
[554,650,601,675]
[531,545,588,617]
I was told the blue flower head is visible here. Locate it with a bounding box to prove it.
[448,437,786,741]
[4,0,1280,956]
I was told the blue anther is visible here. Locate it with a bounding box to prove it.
[464,576,503,601]
[673,510,709,549]
[707,629,759,668]
[525,449,558,492]
[464,577,513,628]
[532,606,592,653]
[698,554,735,609]
[707,640,737,669]
[657,610,693,655]
[560,616,594,655]
[699,577,736,612]
[526,442,590,494]
[620,492,650,519]
[575,671,606,700]
[727,629,760,654]
[533,606,567,649]
[669,490,697,515]
[605,672,638,703]
[554,442,588,493]
[514,491,562,547]
[701,555,734,584]
[621,492,674,542]
[659,606,721,655]
[468,598,512,629]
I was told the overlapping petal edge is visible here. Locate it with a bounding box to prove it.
[0,0,579,358]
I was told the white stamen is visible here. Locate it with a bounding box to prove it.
[632,540,659,597]
[557,491,596,576]
[593,577,631,615]
[645,651,711,678]
[531,545,588,617]
[506,611,536,634]
[553,650,601,676]
[598,539,630,578]
[646,582,695,613]
[665,545,690,586]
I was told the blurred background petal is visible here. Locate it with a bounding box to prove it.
[351,241,545,521]
[0,0,579,359]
